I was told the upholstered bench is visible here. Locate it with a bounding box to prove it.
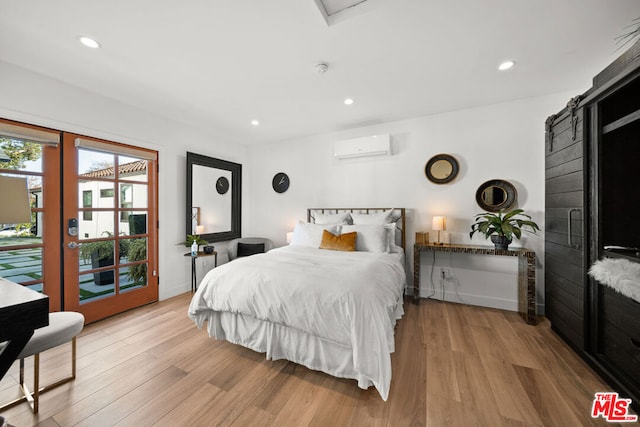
[0,311,84,414]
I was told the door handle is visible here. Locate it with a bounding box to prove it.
[567,208,580,249]
[67,242,78,249]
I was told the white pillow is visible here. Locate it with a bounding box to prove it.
[341,224,388,253]
[290,221,340,247]
[350,209,393,225]
[385,223,402,253]
[313,212,351,225]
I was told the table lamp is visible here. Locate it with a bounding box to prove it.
[432,216,446,245]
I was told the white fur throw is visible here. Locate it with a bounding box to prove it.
[588,258,640,303]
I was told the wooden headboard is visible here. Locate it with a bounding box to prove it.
[307,208,406,249]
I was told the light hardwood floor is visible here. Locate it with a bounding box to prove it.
[0,293,632,426]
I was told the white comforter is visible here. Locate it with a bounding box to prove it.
[188,245,406,400]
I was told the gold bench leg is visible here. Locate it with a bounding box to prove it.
[0,336,77,414]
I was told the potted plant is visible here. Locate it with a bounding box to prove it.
[79,232,130,285]
[180,234,208,252]
[469,209,540,250]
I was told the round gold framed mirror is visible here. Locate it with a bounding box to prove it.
[425,154,459,184]
[475,179,517,212]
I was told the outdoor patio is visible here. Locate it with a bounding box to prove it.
[0,236,144,302]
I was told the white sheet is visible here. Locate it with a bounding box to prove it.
[188,245,406,400]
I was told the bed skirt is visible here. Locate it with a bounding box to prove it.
[193,304,403,401]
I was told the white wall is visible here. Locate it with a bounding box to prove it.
[245,90,583,314]
[0,60,248,300]
[1,57,589,314]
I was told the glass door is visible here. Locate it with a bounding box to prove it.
[62,133,158,323]
[0,119,62,310]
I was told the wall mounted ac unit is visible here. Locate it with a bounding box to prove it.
[333,134,391,159]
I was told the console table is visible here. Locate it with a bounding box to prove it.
[413,243,536,325]
[0,278,49,380]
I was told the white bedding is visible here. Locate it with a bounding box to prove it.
[187,245,406,400]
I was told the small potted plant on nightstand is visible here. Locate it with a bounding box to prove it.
[469,209,540,250]
[180,234,208,253]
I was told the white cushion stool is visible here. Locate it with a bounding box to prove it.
[0,311,84,414]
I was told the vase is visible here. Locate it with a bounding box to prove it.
[491,235,512,250]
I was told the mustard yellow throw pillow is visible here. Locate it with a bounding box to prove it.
[319,230,357,251]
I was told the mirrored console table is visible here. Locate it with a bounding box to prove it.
[413,243,536,325]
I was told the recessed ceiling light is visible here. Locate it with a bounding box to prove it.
[498,60,515,71]
[79,36,100,49]
[251,120,260,126]
[344,98,354,105]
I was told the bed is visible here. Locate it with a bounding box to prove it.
[188,208,407,400]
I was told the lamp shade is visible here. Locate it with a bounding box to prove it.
[286,231,293,244]
[195,225,205,235]
[0,175,31,224]
[432,216,446,231]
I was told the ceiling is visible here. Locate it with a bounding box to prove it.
[0,0,639,145]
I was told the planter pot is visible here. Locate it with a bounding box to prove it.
[91,253,115,285]
[490,235,512,250]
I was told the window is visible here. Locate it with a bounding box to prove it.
[100,188,114,198]
[82,190,92,220]
[120,184,132,222]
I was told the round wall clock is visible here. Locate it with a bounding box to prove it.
[272,172,290,193]
[216,176,229,194]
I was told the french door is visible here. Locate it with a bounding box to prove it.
[0,119,62,310]
[62,133,158,323]
[0,119,158,324]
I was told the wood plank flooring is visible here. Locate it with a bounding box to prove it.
[0,293,632,426]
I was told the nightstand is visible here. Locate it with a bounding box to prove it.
[184,251,217,292]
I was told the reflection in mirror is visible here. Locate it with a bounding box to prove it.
[190,207,200,235]
[186,152,241,243]
[192,165,231,234]
[481,186,507,206]
[475,179,517,212]
[431,160,453,179]
[425,154,459,184]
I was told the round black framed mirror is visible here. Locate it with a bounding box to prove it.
[475,179,517,212]
[425,154,459,184]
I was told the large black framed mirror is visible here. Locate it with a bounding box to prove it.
[475,179,517,212]
[186,152,242,243]
[425,154,459,184]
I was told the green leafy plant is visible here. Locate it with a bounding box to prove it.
[126,238,147,285]
[617,17,640,49]
[79,231,129,263]
[180,234,208,247]
[469,209,540,241]
[15,223,33,236]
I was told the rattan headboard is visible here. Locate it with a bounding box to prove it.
[307,208,406,249]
